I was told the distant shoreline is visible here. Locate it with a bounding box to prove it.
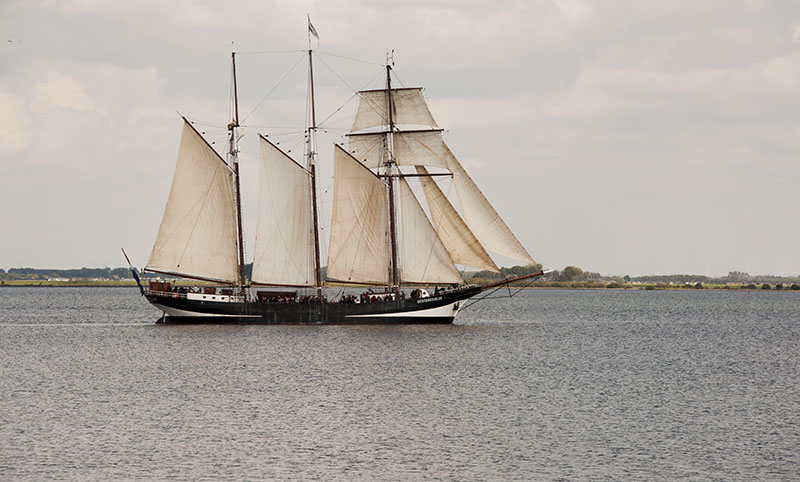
[1,280,797,291]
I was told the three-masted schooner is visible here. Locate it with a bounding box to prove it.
[139,46,542,324]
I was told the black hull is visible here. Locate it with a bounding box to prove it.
[145,286,480,325]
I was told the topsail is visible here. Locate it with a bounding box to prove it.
[351,87,438,132]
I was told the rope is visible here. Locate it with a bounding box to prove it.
[241,51,307,124]
[459,275,544,311]
[315,50,383,66]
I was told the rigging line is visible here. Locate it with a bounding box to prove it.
[459,275,542,311]
[236,49,306,55]
[391,70,409,89]
[313,52,380,99]
[315,50,383,66]
[313,61,385,129]
[185,118,228,129]
[241,51,307,124]
[316,92,358,128]
[261,130,307,138]
[241,125,307,130]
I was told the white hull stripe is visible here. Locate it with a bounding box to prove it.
[151,301,460,319]
[346,301,460,318]
[152,303,261,318]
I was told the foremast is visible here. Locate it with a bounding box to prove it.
[229,50,248,294]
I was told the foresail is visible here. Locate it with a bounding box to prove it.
[415,166,499,273]
[444,144,535,265]
[398,177,462,285]
[352,87,437,132]
[251,137,315,286]
[146,119,239,283]
[326,145,390,285]
[348,130,447,170]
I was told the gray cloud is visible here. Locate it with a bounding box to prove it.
[1,0,798,276]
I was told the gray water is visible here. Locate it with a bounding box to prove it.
[1,287,798,480]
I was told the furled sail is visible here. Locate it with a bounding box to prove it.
[146,119,240,283]
[250,136,315,286]
[415,166,500,273]
[351,87,438,132]
[348,130,447,170]
[443,144,535,265]
[326,145,390,285]
[398,177,463,285]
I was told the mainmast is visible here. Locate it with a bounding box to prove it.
[385,54,400,294]
[229,50,247,292]
[307,48,323,300]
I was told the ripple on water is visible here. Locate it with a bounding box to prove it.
[0,288,798,480]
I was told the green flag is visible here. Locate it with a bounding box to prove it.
[308,16,319,40]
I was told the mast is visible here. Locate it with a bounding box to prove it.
[307,48,323,300]
[229,50,247,292]
[385,55,400,294]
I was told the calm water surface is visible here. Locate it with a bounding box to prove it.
[1,287,798,480]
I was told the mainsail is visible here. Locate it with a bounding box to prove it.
[146,119,240,283]
[443,144,535,265]
[397,177,462,284]
[250,136,315,286]
[415,166,499,273]
[326,145,390,285]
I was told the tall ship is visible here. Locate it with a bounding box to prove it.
[135,43,543,324]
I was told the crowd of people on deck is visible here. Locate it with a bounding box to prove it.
[160,284,460,304]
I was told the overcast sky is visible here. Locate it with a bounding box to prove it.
[2,0,799,277]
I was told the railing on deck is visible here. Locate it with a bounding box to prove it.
[145,288,245,303]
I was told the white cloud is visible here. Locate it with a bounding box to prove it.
[0,90,31,153]
[550,0,594,26]
[31,71,96,114]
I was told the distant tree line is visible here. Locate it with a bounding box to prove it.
[1,267,133,280]
[2,263,799,288]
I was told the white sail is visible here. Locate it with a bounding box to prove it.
[146,119,240,283]
[415,166,500,273]
[348,130,447,170]
[352,87,438,132]
[251,137,315,286]
[326,145,390,285]
[398,177,463,285]
[444,144,535,265]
